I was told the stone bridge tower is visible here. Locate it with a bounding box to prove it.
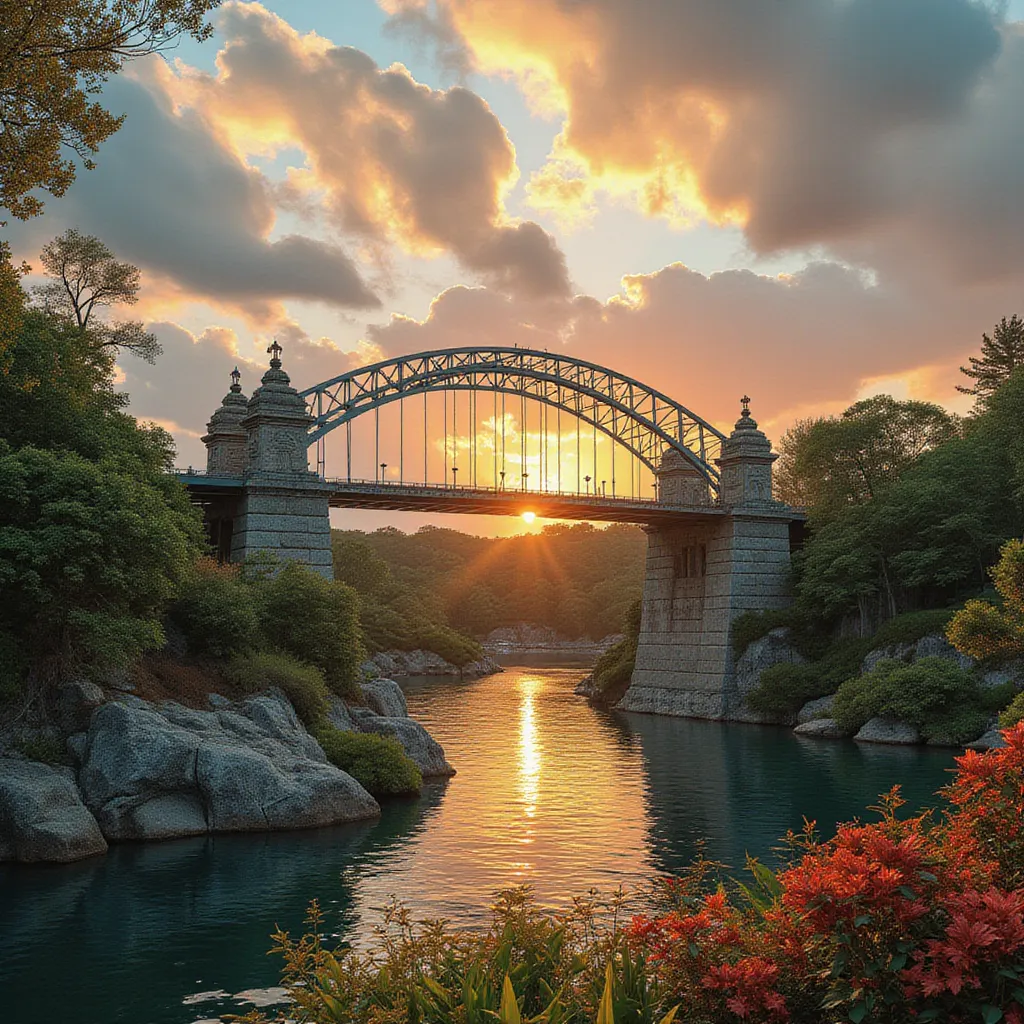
[619,399,796,720]
[201,343,334,579]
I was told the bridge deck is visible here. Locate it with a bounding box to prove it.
[176,472,800,526]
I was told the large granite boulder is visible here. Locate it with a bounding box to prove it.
[359,679,408,718]
[854,718,921,745]
[793,718,845,739]
[78,693,379,842]
[356,714,455,777]
[54,678,105,735]
[0,759,107,863]
[797,694,836,724]
[967,726,1007,751]
[862,633,973,675]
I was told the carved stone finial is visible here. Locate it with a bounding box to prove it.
[230,366,242,393]
[267,339,283,368]
[741,395,751,417]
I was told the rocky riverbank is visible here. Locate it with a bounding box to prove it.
[483,624,623,657]
[0,676,453,865]
[360,649,502,680]
[744,629,1016,750]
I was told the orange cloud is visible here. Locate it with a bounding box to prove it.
[391,1,1024,284]
[167,2,571,299]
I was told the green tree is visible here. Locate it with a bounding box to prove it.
[34,229,161,361]
[170,559,260,659]
[0,0,220,220]
[250,561,365,698]
[0,442,203,688]
[958,314,1024,406]
[775,395,958,523]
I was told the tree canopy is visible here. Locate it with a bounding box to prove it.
[958,314,1024,406]
[34,229,161,361]
[0,0,220,220]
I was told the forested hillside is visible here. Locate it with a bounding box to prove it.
[332,523,647,650]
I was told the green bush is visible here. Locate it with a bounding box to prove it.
[872,607,957,648]
[833,656,988,741]
[999,690,1024,729]
[731,607,805,658]
[410,624,482,668]
[249,561,365,698]
[223,651,330,728]
[314,724,422,796]
[16,735,66,764]
[169,559,259,658]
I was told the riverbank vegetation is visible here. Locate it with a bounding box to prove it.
[237,726,1024,1024]
[0,234,422,798]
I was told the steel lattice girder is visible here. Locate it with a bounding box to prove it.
[298,346,726,488]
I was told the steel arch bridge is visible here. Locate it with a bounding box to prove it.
[299,347,727,495]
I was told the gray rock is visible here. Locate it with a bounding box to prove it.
[0,759,107,863]
[54,678,105,734]
[66,732,88,763]
[360,650,502,680]
[208,693,233,709]
[356,715,455,777]
[854,717,921,745]
[324,697,355,732]
[862,633,974,675]
[797,694,836,724]
[980,662,1024,690]
[793,718,845,738]
[966,729,1007,753]
[734,628,805,702]
[78,694,379,842]
[359,679,408,718]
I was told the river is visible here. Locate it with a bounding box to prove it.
[0,664,958,1024]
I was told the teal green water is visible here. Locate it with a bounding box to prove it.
[0,667,957,1024]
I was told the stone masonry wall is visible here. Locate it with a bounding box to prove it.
[229,486,334,579]
[619,513,792,720]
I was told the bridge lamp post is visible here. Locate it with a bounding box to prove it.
[584,474,591,494]
[499,470,505,491]
[521,470,528,491]
[380,462,387,483]
[452,466,458,488]
[601,479,606,497]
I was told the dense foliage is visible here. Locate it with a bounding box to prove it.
[240,728,1024,1024]
[0,299,203,693]
[958,314,1024,406]
[832,657,1009,743]
[788,374,1024,630]
[314,725,422,796]
[334,522,646,647]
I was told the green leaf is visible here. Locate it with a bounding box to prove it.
[499,976,522,1024]
[981,1007,1004,1024]
[596,962,615,1024]
[889,953,907,972]
[854,914,873,928]
[848,1004,867,1023]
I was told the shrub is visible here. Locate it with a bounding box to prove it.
[872,607,957,648]
[16,734,66,764]
[246,727,1024,1024]
[410,624,482,667]
[314,724,422,796]
[169,558,259,659]
[249,561,365,698]
[833,656,988,741]
[999,690,1024,728]
[745,636,872,716]
[731,607,805,658]
[223,651,329,728]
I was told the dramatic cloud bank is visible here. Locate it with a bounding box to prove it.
[392,0,1024,284]
[174,2,570,299]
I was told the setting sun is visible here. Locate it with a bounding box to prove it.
[521,511,536,524]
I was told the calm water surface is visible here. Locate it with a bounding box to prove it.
[0,667,957,1024]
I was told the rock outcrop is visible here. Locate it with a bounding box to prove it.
[793,718,845,739]
[853,717,921,745]
[341,681,455,777]
[76,692,379,842]
[0,759,107,863]
[361,650,501,680]
[730,628,805,723]
[796,694,836,724]
[861,633,973,675]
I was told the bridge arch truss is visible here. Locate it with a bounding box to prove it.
[299,347,726,493]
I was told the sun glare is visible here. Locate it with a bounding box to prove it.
[521,511,536,524]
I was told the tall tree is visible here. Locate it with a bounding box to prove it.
[774,395,958,524]
[34,229,161,361]
[0,0,220,221]
[958,314,1024,405]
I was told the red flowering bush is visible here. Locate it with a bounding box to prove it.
[628,724,1024,1024]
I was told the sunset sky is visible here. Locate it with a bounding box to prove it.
[10,0,1024,534]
